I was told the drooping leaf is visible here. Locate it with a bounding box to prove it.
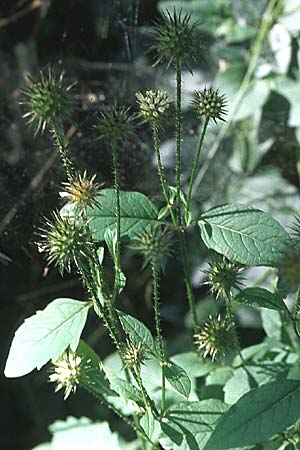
[198,204,289,266]
[204,380,300,450]
[118,310,157,356]
[86,189,160,241]
[234,287,287,311]
[165,361,191,398]
[5,298,90,377]
[160,399,228,450]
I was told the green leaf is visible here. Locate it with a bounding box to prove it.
[165,361,191,398]
[198,204,289,266]
[160,400,228,450]
[170,352,215,378]
[105,373,144,409]
[5,298,90,377]
[261,309,282,340]
[204,380,300,450]
[118,310,157,356]
[86,189,160,241]
[140,408,161,442]
[234,287,286,311]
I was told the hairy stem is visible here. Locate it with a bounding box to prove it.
[151,261,166,413]
[175,59,182,225]
[186,116,209,216]
[111,140,121,299]
[180,232,198,333]
[51,123,75,182]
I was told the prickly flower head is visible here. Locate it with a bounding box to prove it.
[60,171,101,209]
[122,340,148,370]
[49,349,82,400]
[203,254,244,299]
[153,9,203,70]
[22,69,73,135]
[130,227,173,266]
[193,88,227,123]
[38,212,93,274]
[194,315,239,360]
[94,104,135,143]
[136,90,170,123]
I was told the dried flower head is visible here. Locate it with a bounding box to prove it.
[60,171,101,209]
[21,69,74,135]
[152,9,203,70]
[49,349,82,400]
[194,315,239,360]
[192,88,227,123]
[122,340,148,369]
[203,254,244,299]
[94,104,135,143]
[38,212,93,274]
[136,89,170,123]
[130,227,173,267]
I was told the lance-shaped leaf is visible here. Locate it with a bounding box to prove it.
[198,204,289,266]
[234,287,287,311]
[5,298,90,377]
[165,361,191,398]
[118,310,157,356]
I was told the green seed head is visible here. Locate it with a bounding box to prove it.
[152,9,203,70]
[194,315,239,360]
[130,227,173,266]
[193,88,227,123]
[136,89,170,123]
[22,69,73,135]
[60,171,101,210]
[204,254,244,299]
[38,212,93,274]
[94,104,136,143]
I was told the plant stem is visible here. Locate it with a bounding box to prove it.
[175,59,182,225]
[111,140,121,299]
[151,261,166,413]
[152,123,177,224]
[134,365,158,417]
[186,116,209,215]
[51,123,75,182]
[180,232,198,333]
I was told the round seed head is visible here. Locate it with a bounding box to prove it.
[60,171,101,210]
[203,254,244,299]
[152,9,203,70]
[21,68,73,135]
[38,211,93,274]
[49,349,82,400]
[130,227,173,266]
[192,88,227,123]
[194,315,239,360]
[136,89,170,123]
[94,104,136,143]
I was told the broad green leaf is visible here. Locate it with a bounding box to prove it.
[140,408,161,442]
[118,310,157,356]
[224,362,290,404]
[170,352,215,378]
[160,400,228,450]
[204,380,300,450]
[86,189,160,241]
[261,309,282,340]
[37,417,122,450]
[274,76,300,127]
[206,367,234,386]
[5,299,90,377]
[165,361,191,398]
[198,204,289,266]
[106,374,144,409]
[234,287,286,311]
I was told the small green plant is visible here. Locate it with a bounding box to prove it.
[5,8,300,450]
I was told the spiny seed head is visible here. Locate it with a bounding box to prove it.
[122,340,148,369]
[277,243,300,293]
[94,104,136,143]
[49,349,82,400]
[192,88,227,123]
[136,89,170,123]
[130,227,173,266]
[38,212,93,274]
[203,254,244,299]
[21,68,73,135]
[152,9,203,70]
[194,315,239,361]
[60,171,101,209]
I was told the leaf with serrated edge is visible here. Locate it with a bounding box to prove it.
[165,361,191,398]
[234,287,286,311]
[198,204,289,266]
[5,298,90,377]
[204,380,300,450]
[118,310,157,356]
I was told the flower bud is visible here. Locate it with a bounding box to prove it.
[193,88,227,123]
[94,104,135,143]
[136,90,170,123]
